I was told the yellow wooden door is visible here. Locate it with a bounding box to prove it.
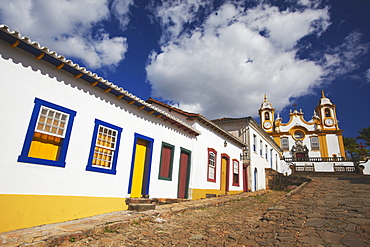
[220,157,227,194]
[130,139,147,198]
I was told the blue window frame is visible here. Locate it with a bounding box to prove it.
[86,119,122,175]
[18,98,76,168]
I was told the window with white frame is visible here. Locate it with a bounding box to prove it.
[310,136,320,150]
[281,137,289,150]
[207,148,217,182]
[86,119,122,174]
[232,159,239,186]
[18,98,76,167]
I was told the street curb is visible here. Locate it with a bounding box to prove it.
[0,191,270,246]
[285,181,309,198]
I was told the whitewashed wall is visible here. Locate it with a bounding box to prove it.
[0,40,196,200]
[248,126,267,191]
[190,122,244,193]
[326,134,342,157]
[360,159,370,175]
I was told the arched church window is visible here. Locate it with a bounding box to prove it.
[325,108,331,117]
[265,112,270,120]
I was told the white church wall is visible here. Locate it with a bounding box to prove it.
[360,159,370,175]
[312,162,334,172]
[326,134,341,157]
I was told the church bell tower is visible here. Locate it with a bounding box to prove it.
[259,94,275,132]
[315,90,339,130]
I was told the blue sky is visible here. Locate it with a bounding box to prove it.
[0,0,369,141]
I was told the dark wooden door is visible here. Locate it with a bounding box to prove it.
[178,149,191,198]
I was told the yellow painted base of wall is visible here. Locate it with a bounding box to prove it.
[191,189,243,200]
[0,194,128,233]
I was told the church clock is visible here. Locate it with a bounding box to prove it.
[263,121,272,129]
[324,118,334,127]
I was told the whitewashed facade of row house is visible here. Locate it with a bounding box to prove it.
[212,117,290,192]
[0,25,245,233]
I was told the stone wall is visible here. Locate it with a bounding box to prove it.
[265,168,311,191]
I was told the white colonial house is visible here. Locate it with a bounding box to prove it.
[0,25,245,233]
[212,117,290,192]
[147,99,247,199]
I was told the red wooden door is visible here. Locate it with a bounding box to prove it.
[178,150,190,198]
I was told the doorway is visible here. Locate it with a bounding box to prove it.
[177,148,191,199]
[243,164,249,192]
[254,167,258,191]
[220,154,230,194]
[128,134,154,198]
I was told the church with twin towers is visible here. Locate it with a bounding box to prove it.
[258,91,348,171]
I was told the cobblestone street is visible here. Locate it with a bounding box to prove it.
[60,175,370,247]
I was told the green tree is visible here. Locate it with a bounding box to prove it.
[357,126,370,146]
[343,137,360,158]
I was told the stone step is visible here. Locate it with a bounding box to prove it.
[128,204,156,212]
[152,198,190,205]
[125,198,153,205]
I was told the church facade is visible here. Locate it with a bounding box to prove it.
[258,93,349,172]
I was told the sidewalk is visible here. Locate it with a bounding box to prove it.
[0,187,302,247]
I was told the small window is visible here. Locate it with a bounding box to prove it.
[253,135,257,152]
[310,136,319,150]
[281,137,289,150]
[265,145,268,159]
[260,140,263,156]
[159,142,175,180]
[232,159,239,186]
[325,108,331,117]
[86,119,122,174]
[18,98,76,167]
[207,148,217,182]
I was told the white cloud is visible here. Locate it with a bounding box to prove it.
[366,69,370,83]
[321,31,369,80]
[244,4,330,50]
[150,0,212,45]
[0,0,133,69]
[147,2,329,119]
[112,0,134,30]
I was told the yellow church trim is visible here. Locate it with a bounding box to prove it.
[273,136,281,146]
[0,194,127,233]
[337,133,346,157]
[318,134,328,157]
[279,114,314,127]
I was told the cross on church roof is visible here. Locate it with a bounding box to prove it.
[292,103,297,111]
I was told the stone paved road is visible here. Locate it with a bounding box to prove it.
[62,175,370,246]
